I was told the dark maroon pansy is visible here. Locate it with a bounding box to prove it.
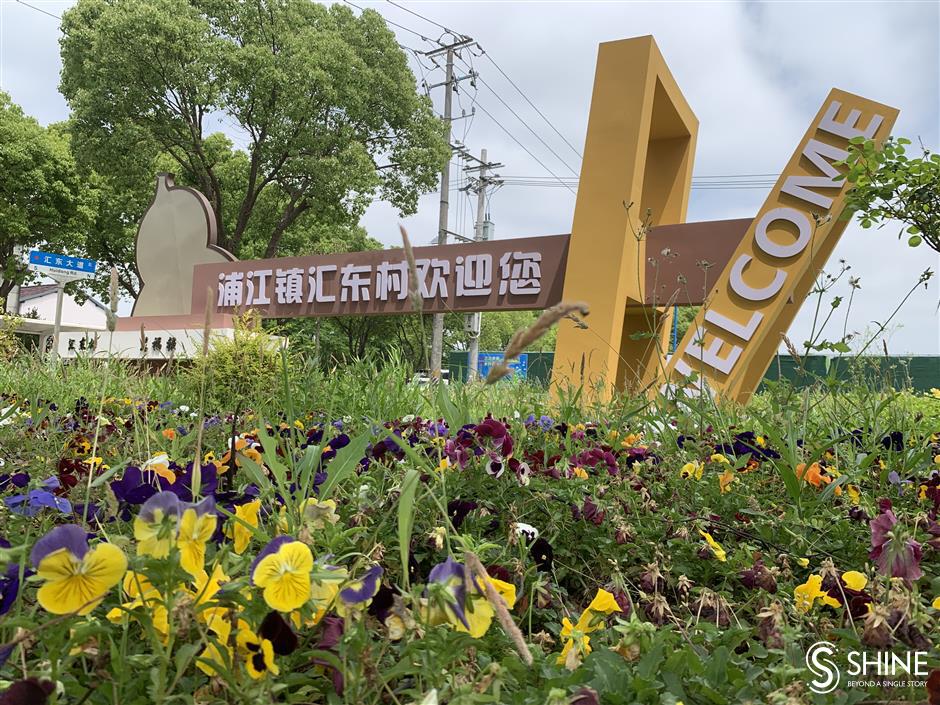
[259,611,299,656]
[0,678,55,705]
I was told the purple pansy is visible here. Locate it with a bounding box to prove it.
[138,491,183,523]
[339,564,383,605]
[29,524,89,568]
[870,509,923,581]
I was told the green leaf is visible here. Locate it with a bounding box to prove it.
[174,642,201,676]
[397,467,421,588]
[908,235,923,247]
[317,433,370,501]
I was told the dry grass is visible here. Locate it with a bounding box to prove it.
[485,301,589,384]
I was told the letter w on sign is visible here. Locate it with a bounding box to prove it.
[655,89,899,404]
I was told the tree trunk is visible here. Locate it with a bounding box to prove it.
[264,198,310,259]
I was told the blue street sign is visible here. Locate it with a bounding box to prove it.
[478,352,528,380]
[28,250,98,274]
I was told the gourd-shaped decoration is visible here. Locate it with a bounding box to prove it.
[132,173,236,317]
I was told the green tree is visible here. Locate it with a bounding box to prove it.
[841,136,940,253]
[273,227,439,368]
[59,0,448,267]
[0,94,92,301]
[475,311,558,353]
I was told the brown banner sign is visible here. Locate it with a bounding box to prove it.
[191,235,570,318]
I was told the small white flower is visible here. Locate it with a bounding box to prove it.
[142,452,170,470]
[513,522,539,541]
[401,414,415,424]
[178,405,191,413]
[513,411,521,419]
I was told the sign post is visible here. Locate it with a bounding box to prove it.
[27,250,98,359]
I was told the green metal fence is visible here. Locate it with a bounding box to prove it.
[448,352,940,391]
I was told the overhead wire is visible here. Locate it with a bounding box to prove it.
[478,48,584,162]
[474,102,576,196]
[384,0,468,41]
[339,0,435,43]
[14,0,61,21]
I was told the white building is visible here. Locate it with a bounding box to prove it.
[13,284,109,329]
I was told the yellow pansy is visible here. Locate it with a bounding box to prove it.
[177,498,217,577]
[841,571,867,591]
[455,576,518,638]
[237,623,279,679]
[846,485,861,505]
[680,461,703,480]
[31,524,127,616]
[134,492,183,559]
[718,469,735,493]
[794,574,840,613]
[699,531,727,562]
[710,453,730,465]
[227,500,262,554]
[307,565,348,626]
[251,538,313,612]
[107,571,171,643]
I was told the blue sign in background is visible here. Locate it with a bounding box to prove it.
[478,352,528,380]
[29,250,97,274]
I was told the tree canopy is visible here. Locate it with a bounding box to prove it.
[59,0,449,295]
[0,93,92,301]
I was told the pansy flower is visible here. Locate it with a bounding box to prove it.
[30,524,127,615]
[557,589,621,669]
[110,466,162,505]
[698,530,727,562]
[178,497,217,577]
[236,622,279,679]
[307,563,348,626]
[251,537,313,612]
[227,499,262,554]
[338,564,383,614]
[529,537,554,572]
[793,574,840,613]
[454,575,517,638]
[106,571,171,643]
[0,538,29,617]
[424,557,470,629]
[680,461,703,480]
[870,509,923,581]
[134,492,182,559]
[4,477,72,516]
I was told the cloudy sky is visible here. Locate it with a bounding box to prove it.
[1,0,938,354]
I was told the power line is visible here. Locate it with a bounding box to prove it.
[339,0,435,43]
[475,101,576,196]
[475,72,579,177]
[479,48,583,162]
[14,0,62,22]
[385,0,467,41]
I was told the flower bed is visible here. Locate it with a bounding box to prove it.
[0,389,938,704]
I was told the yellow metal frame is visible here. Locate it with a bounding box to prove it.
[551,36,698,396]
[655,90,899,403]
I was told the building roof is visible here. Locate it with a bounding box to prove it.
[18,284,60,302]
[17,284,110,315]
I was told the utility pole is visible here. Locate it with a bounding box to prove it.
[426,37,476,379]
[464,148,502,379]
